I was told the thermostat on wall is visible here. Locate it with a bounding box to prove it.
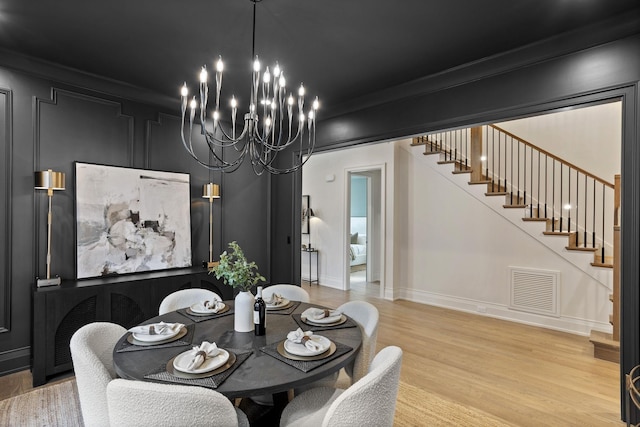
[325,174,335,182]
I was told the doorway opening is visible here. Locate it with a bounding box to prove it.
[346,166,384,298]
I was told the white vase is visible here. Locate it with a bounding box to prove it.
[234,290,255,332]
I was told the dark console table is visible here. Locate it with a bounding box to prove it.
[31,267,232,387]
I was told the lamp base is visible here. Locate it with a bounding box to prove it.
[37,276,61,287]
[202,261,219,269]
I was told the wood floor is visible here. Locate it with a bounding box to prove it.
[0,279,623,426]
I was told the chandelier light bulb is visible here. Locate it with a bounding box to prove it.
[178,1,318,175]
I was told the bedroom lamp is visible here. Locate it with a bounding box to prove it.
[34,169,65,287]
[202,183,221,269]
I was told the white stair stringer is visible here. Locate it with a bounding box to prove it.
[420,151,612,290]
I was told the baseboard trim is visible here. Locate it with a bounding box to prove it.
[397,287,611,336]
[0,346,31,377]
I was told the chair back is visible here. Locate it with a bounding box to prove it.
[70,322,127,427]
[158,288,222,315]
[106,378,248,427]
[263,284,310,303]
[337,300,379,383]
[323,346,403,427]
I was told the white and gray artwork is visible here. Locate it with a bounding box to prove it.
[75,163,192,279]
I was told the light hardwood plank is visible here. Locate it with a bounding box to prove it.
[0,279,623,426]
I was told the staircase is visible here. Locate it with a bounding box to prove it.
[411,125,620,362]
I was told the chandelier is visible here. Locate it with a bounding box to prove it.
[179,0,319,175]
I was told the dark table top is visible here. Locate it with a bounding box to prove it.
[112,302,362,399]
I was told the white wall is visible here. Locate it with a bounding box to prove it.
[302,105,619,336]
[496,101,621,182]
[302,142,395,292]
[397,141,610,335]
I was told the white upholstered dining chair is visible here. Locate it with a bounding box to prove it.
[70,322,127,427]
[263,284,310,303]
[279,346,403,427]
[335,300,379,387]
[158,288,222,315]
[106,379,249,427]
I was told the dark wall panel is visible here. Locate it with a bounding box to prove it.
[34,89,134,281]
[0,88,11,334]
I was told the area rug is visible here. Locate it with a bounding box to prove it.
[0,378,83,426]
[394,381,513,426]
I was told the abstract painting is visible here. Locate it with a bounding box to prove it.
[75,162,192,279]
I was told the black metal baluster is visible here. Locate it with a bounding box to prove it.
[559,164,563,232]
[567,166,571,234]
[575,170,579,247]
[592,179,596,249]
[601,184,606,263]
[583,175,588,248]
[551,159,555,232]
[537,151,541,218]
[544,154,548,218]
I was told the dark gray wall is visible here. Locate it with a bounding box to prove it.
[0,62,269,375]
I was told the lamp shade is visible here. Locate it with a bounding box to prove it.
[35,170,65,190]
[202,183,220,199]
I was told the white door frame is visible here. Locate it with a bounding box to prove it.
[344,164,386,298]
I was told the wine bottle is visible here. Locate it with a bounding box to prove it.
[254,286,266,336]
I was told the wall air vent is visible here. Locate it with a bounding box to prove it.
[509,267,560,317]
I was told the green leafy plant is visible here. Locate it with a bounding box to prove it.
[209,241,266,292]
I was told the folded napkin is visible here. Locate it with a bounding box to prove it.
[306,308,342,320]
[186,341,221,371]
[128,321,184,336]
[265,293,284,306]
[286,328,325,352]
[203,300,225,312]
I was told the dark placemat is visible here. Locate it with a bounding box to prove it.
[144,349,252,389]
[176,305,235,323]
[260,340,352,373]
[266,300,301,315]
[115,323,195,353]
[292,313,358,331]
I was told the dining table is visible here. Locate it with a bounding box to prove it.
[112,300,362,403]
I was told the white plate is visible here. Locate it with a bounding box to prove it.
[190,302,225,314]
[301,308,343,324]
[132,325,181,343]
[266,297,290,309]
[284,335,331,357]
[173,348,230,374]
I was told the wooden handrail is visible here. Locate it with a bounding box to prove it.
[490,124,614,189]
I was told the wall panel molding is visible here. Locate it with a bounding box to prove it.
[33,87,134,281]
[0,87,12,334]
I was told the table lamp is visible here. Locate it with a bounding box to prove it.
[202,183,221,269]
[34,169,65,287]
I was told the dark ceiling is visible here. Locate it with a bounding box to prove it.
[0,0,638,115]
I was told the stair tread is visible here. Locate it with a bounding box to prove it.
[591,261,614,268]
[522,217,548,222]
[503,204,527,209]
[543,231,571,236]
[589,330,619,348]
[566,246,598,252]
[485,192,508,196]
